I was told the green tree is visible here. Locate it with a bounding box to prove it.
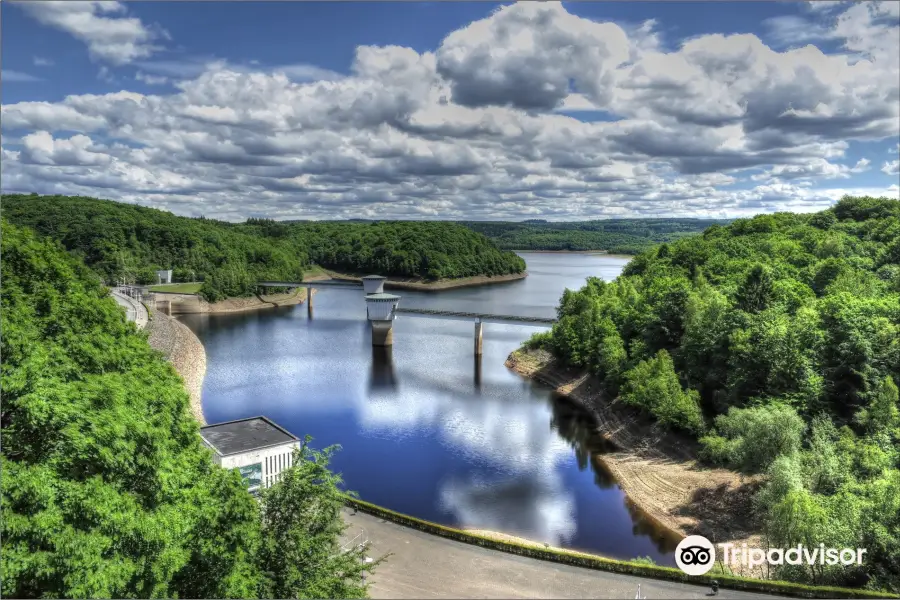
[855,377,900,434]
[0,220,259,598]
[256,440,381,599]
[700,404,805,472]
[1,220,383,598]
[735,264,775,314]
[531,196,900,591]
[620,350,705,434]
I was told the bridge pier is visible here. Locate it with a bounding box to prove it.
[307,287,314,318]
[371,321,393,346]
[474,319,483,355]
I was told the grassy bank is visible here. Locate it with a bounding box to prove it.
[148,282,204,293]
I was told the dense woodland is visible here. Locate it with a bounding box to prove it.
[528,197,900,592]
[463,218,729,254]
[1,195,525,301]
[0,220,376,598]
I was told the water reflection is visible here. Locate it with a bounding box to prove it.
[473,353,482,391]
[369,346,398,392]
[439,472,576,546]
[550,395,681,555]
[550,395,617,479]
[189,253,679,563]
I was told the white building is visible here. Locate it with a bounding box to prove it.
[200,416,301,495]
[156,269,173,284]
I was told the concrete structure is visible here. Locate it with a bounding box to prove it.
[362,274,387,295]
[200,416,301,495]
[393,308,554,356]
[365,292,401,346]
[156,269,173,284]
[257,277,556,353]
[342,509,778,599]
[111,288,149,329]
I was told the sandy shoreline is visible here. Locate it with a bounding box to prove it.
[505,348,763,558]
[154,267,524,313]
[154,287,314,315]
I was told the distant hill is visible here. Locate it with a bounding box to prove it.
[1,195,525,301]
[462,218,731,254]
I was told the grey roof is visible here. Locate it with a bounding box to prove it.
[200,416,299,456]
[366,293,401,300]
[362,275,387,280]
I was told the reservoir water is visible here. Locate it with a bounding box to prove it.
[180,252,680,566]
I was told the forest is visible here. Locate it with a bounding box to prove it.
[1,195,525,301]
[0,220,376,598]
[463,218,729,254]
[528,196,900,592]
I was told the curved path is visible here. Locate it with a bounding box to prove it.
[111,289,148,329]
[342,509,779,599]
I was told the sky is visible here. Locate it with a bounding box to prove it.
[1,1,899,222]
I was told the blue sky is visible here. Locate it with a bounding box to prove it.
[2,1,898,221]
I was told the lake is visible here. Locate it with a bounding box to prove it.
[180,252,680,566]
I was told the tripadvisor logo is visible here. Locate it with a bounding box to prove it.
[674,535,867,576]
[675,535,716,575]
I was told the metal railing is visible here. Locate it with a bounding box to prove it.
[394,307,556,324]
[258,280,363,288]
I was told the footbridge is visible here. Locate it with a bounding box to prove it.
[257,275,556,354]
[393,308,556,326]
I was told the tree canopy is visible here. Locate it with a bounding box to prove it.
[1,194,525,301]
[532,197,900,592]
[0,220,376,598]
[463,218,730,254]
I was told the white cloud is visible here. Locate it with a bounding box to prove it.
[2,1,898,220]
[135,71,169,86]
[16,1,165,66]
[850,158,871,173]
[883,160,900,176]
[33,56,54,67]
[20,131,111,166]
[2,70,43,82]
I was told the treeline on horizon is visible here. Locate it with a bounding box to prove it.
[0,220,377,598]
[527,196,900,592]
[299,217,730,254]
[0,194,526,302]
[463,218,731,254]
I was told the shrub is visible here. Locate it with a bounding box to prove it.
[620,350,705,434]
[707,404,806,472]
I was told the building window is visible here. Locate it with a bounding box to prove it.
[238,463,262,489]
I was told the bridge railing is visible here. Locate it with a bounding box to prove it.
[258,280,362,288]
[393,307,556,325]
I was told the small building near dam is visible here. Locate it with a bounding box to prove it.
[200,416,301,495]
[156,269,173,284]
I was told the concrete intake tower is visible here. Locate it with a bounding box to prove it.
[363,275,400,347]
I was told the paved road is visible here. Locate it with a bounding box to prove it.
[111,289,148,329]
[342,509,778,599]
